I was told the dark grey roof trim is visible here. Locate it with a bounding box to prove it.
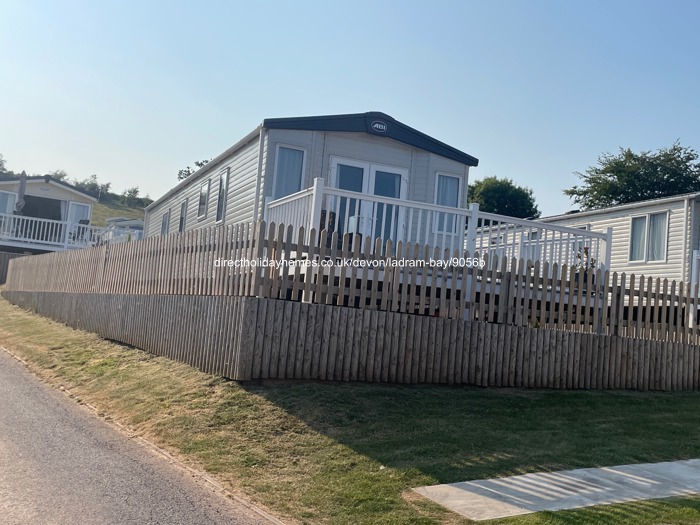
[263,112,479,167]
[0,174,96,200]
[542,192,700,222]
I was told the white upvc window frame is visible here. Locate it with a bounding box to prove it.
[161,208,171,236]
[370,162,409,199]
[178,199,188,233]
[67,201,92,224]
[329,156,369,192]
[272,144,307,200]
[216,168,229,223]
[198,180,210,220]
[628,211,669,263]
[329,156,408,197]
[0,189,17,214]
[433,172,462,234]
[329,156,409,239]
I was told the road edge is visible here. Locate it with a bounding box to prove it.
[0,344,288,525]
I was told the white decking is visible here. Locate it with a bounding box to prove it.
[0,212,139,252]
[264,178,612,271]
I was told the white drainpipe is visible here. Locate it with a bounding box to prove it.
[253,128,266,221]
[682,196,689,283]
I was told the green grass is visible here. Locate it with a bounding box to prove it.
[1,295,700,525]
[91,200,145,227]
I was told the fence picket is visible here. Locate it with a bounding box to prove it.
[5,217,700,382]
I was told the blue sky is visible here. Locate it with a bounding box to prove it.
[1,0,699,216]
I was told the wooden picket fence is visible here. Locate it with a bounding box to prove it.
[5,220,700,345]
[3,291,698,391]
[0,251,25,285]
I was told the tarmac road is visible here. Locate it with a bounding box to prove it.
[0,348,279,525]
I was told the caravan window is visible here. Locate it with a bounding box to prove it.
[629,212,667,262]
[179,200,187,232]
[216,169,229,223]
[0,190,16,214]
[67,202,91,223]
[198,181,210,218]
[161,208,171,236]
[435,173,460,232]
[273,146,305,199]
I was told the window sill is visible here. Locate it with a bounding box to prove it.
[627,259,668,265]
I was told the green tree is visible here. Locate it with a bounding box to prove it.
[177,159,210,181]
[468,176,540,218]
[564,142,700,210]
[0,154,17,177]
[48,169,69,181]
[121,187,141,206]
[72,174,101,198]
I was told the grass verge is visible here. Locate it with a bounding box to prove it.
[91,200,144,227]
[1,296,700,525]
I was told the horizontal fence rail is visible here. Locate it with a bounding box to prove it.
[4,220,700,345]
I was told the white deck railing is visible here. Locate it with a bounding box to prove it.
[471,211,609,271]
[264,186,315,235]
[103,229,144,244]
[0,212,136,250]
[264,178,612,270]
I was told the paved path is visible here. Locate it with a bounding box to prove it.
[0,348,280,525]
[414,459,700,521]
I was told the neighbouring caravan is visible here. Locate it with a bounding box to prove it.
[543,192,700,284]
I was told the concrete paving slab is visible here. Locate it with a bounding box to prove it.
[413,459,700,521]
[633,461,700,490]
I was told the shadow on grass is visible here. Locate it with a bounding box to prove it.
[244,381,700,485]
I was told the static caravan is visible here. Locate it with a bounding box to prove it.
[144,112,480,250]
[0,174,98,253]
[543,193,700,284]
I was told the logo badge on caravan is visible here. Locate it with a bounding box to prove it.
[370,120,388,133]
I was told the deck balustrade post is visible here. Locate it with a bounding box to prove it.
[465,202,479,257]
[601,227,613,272]
[63,221,71,249]
[262,196,271,223]
[309,177,324,245]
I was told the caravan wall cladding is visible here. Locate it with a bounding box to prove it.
[145,127,471,239]
[4,220,700,391]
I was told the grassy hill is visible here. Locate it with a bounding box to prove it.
[91,200,145,227]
